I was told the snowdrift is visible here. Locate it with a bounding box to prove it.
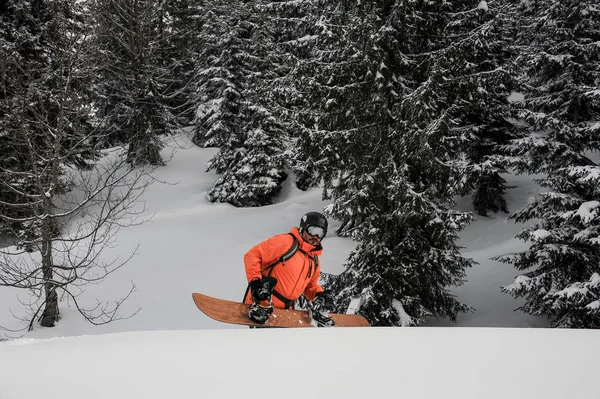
[1,327,599,399]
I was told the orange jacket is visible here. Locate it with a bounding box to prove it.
[244,227,324,308]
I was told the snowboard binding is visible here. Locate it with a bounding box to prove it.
[309,309,335,327]
[249,302,274,324]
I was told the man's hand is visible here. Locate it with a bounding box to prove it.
[250,276,278,303]
[248,277,277,324]
[312,289,334,312]
[249,279,267,302]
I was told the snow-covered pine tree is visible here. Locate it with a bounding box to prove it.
[253,0,333,191]
[439,0,521,216]
[91,0,176,166]
[159,0,207,123]
[0,0,99,242]
[191,2,248,148]
[207,109,288,207]
[290,0,482,325]
[195,1,288,206]
[496,0,600,328]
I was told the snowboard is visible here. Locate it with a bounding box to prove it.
[192,293,370,328]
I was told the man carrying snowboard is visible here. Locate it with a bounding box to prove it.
[243,212,335,326]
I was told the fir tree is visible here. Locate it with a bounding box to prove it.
[154,0,209,127]
[290,0,485,325]
[253,0,330,191]
[207,108,287,207]
[194,1,288,206]
[496,0,600,328]
[0,0,99,242]
[161,0,207,123]
[91,0,175,166]
[439,1,520,216]
[191,3,247,148]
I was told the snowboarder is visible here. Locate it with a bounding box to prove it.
[243,212,335,326]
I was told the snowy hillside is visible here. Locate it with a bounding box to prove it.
[426,172,550,328]
[2,134,600,399]
[0,134,558,339]
[0,133,553,338]
[2,328,600,399]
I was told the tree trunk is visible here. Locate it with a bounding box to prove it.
[40,280,59,327]
[39,197,59,327]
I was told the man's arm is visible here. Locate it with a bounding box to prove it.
[244,234,293,282]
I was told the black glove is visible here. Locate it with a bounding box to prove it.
[312,289,334,312]
[250,276,278,303]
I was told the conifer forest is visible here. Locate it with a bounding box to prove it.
[1,0,599,328]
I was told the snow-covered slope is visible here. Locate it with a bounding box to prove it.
[2,135,600,399]
[427,173,549,327]
[0,134,553,338]
[2,327,599,399]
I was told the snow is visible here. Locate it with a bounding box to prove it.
[195,98,224,121]
[1,134,599,398]
[2,328,600,399]
[587,300,600,310]
[569,165,600,182]
[296,34,317,43]
[532,228,551,240]
[477,1,489,12]
[392,298,412,327]
[557,282,589,299]
[346,296,363,314]
[576,200,600,224]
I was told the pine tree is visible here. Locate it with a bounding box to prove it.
[253,0,331,191]
[496,0,600,328]
[207,109,287,207]
[287,0,487,325]
[191,3,247,148]
[0,0,99,242]
[159,0,204,123]
[91,0,175,166]
[439,0,520,216]
[193,1,288,206]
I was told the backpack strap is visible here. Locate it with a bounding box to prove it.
[263,233,299,277]
[297,248,318,279]
[272,290,295,309]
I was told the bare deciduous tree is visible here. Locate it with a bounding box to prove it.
[0,0,152,334]
[0,150,152,332]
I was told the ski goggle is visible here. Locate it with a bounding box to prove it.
[306,225,325,239]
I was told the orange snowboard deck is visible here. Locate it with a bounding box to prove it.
[192,293,370,328]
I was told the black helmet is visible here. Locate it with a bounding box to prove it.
[299,212,328,239]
